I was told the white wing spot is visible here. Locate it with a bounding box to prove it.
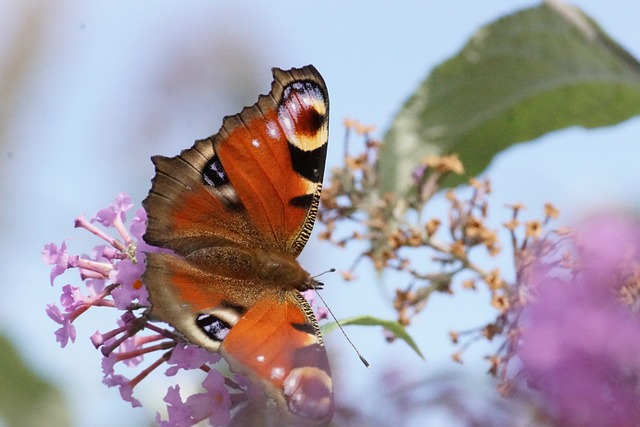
[251,138,261,148]
[256,355,265,363]
[271,367,285,380]
[266,121,280,139]
[281,116,293,131]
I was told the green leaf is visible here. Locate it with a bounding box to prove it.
[0,334,71,427]
[322,315,425,359]
[381,1,640,192]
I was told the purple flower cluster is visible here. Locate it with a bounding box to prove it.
[42,193,150,348]
[518,213,640,426]
[42,194,235,425]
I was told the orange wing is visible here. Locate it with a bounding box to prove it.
[143,140,269,256]
[143,66,328,256]
[144,252,333,425]
[211,66,328,254]
[221,295,333,425]
[142,65,333,424]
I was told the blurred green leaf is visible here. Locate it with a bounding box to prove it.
[0,333,71,427]
[322,315,424,359]
[381,1,640,192]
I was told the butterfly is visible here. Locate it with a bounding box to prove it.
[141,65,333,425]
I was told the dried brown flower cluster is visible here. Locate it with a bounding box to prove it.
[317,119,563,385]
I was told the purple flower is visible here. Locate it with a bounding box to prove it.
[85,278,106,295]
[130,208,147,242]
[59,285,83,310]
[164,344,221,377]
[103,374,141,408]
[93,192,133,228]
[518,213,640,426]
[92,193,134,246]
[200,370,232,426]
[157,370,231,427]
[157,386,191,426]
[118,336,145,368]
[91,330,105,348]
[101,353,118,376]
[46,303,76,347]
[110,258,149,309]
[42,241,72,285]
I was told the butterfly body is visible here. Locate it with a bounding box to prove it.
[142,65,332,424]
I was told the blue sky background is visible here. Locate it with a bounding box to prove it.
[2,1,640,425]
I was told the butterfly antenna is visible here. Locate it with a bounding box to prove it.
[311,277,370,368]
[314,268,336,277]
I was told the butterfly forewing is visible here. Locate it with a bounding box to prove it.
[143,141,268,255]
[211,66,328,254]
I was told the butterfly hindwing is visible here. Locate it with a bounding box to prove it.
[221,294,333,424]
[144,251,334,424]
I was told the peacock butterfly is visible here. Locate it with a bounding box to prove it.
[141,65,333,424]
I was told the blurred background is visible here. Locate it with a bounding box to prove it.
[2,1,640,426]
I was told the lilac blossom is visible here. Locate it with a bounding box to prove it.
[110,257,149,309]
[42,240,76,285]
[45,303,76,347]
[164,344,222,377]
[43,194,164,411]
[92,193,134,245]
[103,373,142,408]
[157,370,231,427]
[518,213,640,426]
